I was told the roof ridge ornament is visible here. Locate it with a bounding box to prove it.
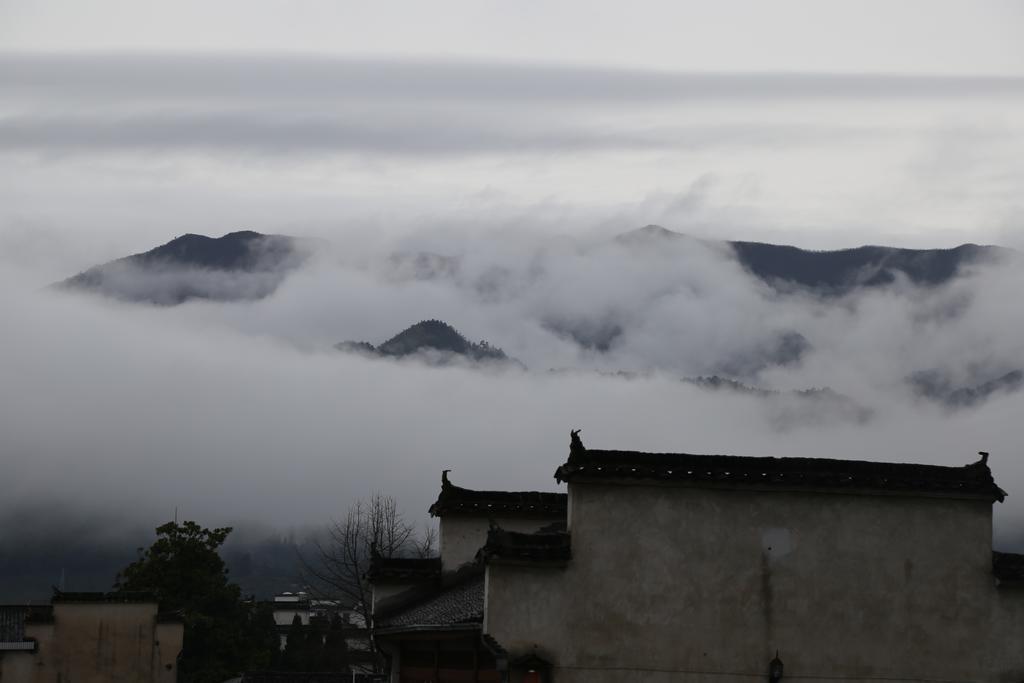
[570,429,585,460]
[978,451,990,465]
[442,469,452,489]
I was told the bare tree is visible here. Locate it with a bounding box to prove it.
[299,493,433,640]
[413,525,438,559]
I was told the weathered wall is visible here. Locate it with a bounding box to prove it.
[440,516,563,572]
[6,602,182,683]
[154,621,183,682]
[485,482,1024,683]
[0,649,39,682]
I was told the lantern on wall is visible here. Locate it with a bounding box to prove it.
[769,651,784,683]
[513,651,551,683]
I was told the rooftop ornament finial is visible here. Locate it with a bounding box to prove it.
[978,451,990,465]
[442,469,452,488]
[570,429,585,459]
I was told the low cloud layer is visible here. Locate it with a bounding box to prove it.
[2,230,1024,569]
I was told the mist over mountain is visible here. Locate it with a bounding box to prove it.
[56,230,306,304]
[52,225,1023,396]
[59,225,1010,307]
[909,368,1024,410]
[11,220,1024,603]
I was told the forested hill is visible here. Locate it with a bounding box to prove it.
[336,319,513,364]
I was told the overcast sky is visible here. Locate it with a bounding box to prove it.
[2,1,1024,575]
[2,0,1024,274]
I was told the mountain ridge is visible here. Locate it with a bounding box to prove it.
[615,224,1011,295]
[56,226,1014,305]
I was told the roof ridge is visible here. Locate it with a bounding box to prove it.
[556,443,1005,502]
[429,471,567,518]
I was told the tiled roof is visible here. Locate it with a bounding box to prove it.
[556,435,1006,502]
[52,590,158,603]
[993,551,1024,585]
[366,556,441,583]
[242,673,350,682]
[429,471,567,518]
[0,605,52,643]
[375,575,484,630]
[479,527,571,565]
[0,607,26,642]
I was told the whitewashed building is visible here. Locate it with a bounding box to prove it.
[370,433,1024,683]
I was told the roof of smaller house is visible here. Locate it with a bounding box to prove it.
[52,590,158,604]
[0,607,27,642]
[479,527,571,565]
[0,605,53,644]
[555,433,1006,502]
[428,471,567,518]
[375,575,484,631]
[993,551,1024,585]
[366,556,441,583]
[241,673,351,682]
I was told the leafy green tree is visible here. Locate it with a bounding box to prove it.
[114,520,274,683]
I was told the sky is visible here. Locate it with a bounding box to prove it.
[2,1,1024,593]
[2,0,1024,276]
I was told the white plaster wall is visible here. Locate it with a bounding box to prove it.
[440,516,563,572]
[485,482,1024,683]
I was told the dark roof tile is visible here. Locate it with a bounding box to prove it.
[556,439,1005,502]
[375,576,484,629]
[993,551,1024,585]
[52,590,158,603]
[366,556,441,583]
[242,673,351,682]
[0,607,26,642]
[429,472,567,518]
[479,527,571,565]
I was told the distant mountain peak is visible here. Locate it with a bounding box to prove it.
[336,319,515,366]
[378,319,473,357]
[614,225,686,244]
[56,230,305,305]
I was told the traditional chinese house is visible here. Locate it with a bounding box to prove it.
[370,434,1024,683]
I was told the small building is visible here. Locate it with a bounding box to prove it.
[369,434,1024,683]
[266,591,375,677]
[370,472,566,682]
[0,590,183,682]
